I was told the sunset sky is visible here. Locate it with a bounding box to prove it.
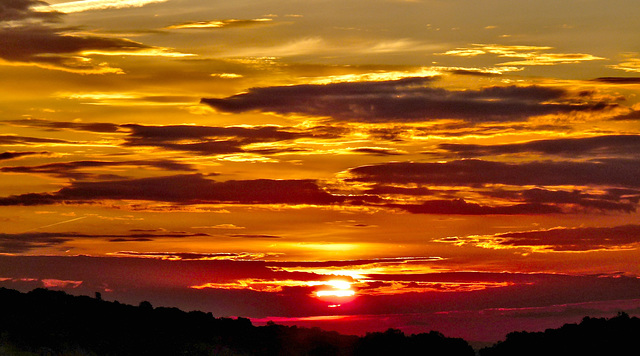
[2,0,640,342]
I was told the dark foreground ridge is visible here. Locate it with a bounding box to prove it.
[0,288,472,355]
[1,288,638,356]
[478,311,640,356]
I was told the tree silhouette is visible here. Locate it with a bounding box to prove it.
[0,287,483,355]
[479,312,640,356]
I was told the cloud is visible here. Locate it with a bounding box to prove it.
[165,18,273,30]
[122,123,340,155]
[364,185,433,196]
[350,147,406,156]
[345,159,640,188]
[0,232,71,253]
[592,77,640,84]
[389,199,562,215]
[217,37,438,59]
[1,159,196,180]
[0,174,345,206]
[192,224,245,230]
[4,253,640,336]
[608,57,640,73]
[4,118,121,133]
[202,78,613,123]
[342,159,640,214]
[112,251,269,260]
[228,234,283,239]
[439,224,640,252]
[0,0,187,73]
[38,0,169,13]
[486,188,637,213]
[2,156,637,214]
[0,151,49,161]
[436,135,640,158]
[609,110,640,121]
[442,44,605,66]
[0,134,70,145]
[4,119,344,155]
[0,231,210,253]
[0,0,60,21]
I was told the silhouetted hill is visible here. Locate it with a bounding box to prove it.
[479,312,640,356]
[0,288,474,355]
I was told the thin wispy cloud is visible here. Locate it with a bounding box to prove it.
[165,18,273,30]
[442,44,605,66]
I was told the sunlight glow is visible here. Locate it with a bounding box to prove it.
[326,279,351,290]
[316,279,355,298]
[316,289,355,297]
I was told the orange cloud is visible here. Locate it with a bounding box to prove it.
[437,224,640,252]
[442,44,605,66]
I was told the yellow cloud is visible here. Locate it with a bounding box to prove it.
[165,18,273,30]
[37,0,169,13]
[609,57,640,73]
[442,44,604,66]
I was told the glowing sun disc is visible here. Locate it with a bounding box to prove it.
[316,289,356,297]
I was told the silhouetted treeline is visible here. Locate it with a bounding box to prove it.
[0,288,474,355]
[479,312,640,356]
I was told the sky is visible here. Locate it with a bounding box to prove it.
[1,0,640,343]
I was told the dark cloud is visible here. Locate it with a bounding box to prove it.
[447,69,501,77]
[4,118,121,133]
[388,199,562,215]
[351,147,405,156]
[0,231,209,253]
[436,135,640,158]
[609,110,640,121]
[4,119,345,155]
[0,0,166,72]
[344,159,640,214]
[0,151,49,161]
[346,159,640,188]
[0,232,70,253]
[0,174,344,206]
[592,77,640,84]
[228,234,282,239]
[0,24,151,72]
[1,159,196,180]
[486,188,636,213]
[202,78,614,123]
[364,185,433,196]
[122,124,339,155]
[0,0,60,22]
[0,134,69,145]
[471,224,640,252]
[366,126,407,141]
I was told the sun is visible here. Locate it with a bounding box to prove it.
[315,279,356,298]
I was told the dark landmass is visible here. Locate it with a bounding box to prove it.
[0,287,637,356]
[478,311,640,356]
[0,288,473,355]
